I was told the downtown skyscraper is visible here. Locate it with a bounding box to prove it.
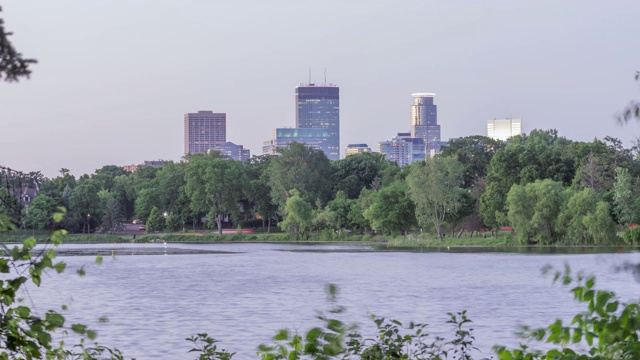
[295,84,340,160]
[409,93,441,153]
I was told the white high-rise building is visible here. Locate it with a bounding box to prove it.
[487,118,522,141]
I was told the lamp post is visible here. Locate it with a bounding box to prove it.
[86,213,91,234]
[163,212,168,233]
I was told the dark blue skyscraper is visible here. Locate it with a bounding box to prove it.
[295,84,340,160]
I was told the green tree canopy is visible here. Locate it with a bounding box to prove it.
[507,179,566,244]
[69,181,101,233]
[439,135,504,189]
[407,156,466,240]
[363,182,416,235]
[331,152,390,199]
[246,155,278,232]
[24,194,58,230]
[268,142,332,215]
[481,129,575,228]
[280,189,312,240]
[185,154,247,235]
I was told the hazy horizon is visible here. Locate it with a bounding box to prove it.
[1,1,639,178]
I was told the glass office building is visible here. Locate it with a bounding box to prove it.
[378,133,427,167]
[295,84,340,160]
[263,128,331,155]
[209,141,251,162]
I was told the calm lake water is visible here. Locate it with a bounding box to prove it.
[24,243,640,359]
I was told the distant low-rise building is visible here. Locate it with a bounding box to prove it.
[208,142,251,162]
[378,133,427,167]
[122,160,164,173]
[8,185,38,207]
[345,144,371,157]
[263,127,331,156]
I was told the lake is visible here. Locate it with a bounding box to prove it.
[24,243,640,359]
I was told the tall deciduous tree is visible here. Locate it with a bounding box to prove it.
[439,135,504,189]
[481,129,575,229]
[246,155,278,232]
[146,206,164,233]
[185,154,247,235]
[101,197,124,233]
[363,182,415,235]
[69,181,101,233]
[24,194,57,230]
[331,152,390,199]
[613,166,637,226]
[268,142,332,215]
[407,156,465,240]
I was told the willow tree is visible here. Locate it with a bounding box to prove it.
[406,156,465,240]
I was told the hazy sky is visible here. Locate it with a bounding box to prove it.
[2,0,640,178]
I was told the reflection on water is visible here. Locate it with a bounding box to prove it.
[25,243,640,359]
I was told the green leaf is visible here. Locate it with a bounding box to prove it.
[53,211,64,223]
[53,261,66,274]
[274,329,289,341]
[585,277,595,289]
[77,267,86,276]
[23,237,36,249]
[0,259,9,273]
[95,255,103,265]
[46,312,65,327]
[15,306,30,318]
[71,323,87,335]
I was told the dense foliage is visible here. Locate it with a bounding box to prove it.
[5,128,640,244]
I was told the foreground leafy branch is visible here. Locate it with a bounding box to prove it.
[495,265,640,360]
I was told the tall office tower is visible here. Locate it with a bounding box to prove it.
[487,118,522,141]
[410,93,441,153]
[184,111,226,154]
[295,84,340,160]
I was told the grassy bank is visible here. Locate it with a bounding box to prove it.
[0,230,631,250]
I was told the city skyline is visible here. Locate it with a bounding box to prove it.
[1,1,639,177]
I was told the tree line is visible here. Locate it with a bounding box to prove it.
[3,130,640,244]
